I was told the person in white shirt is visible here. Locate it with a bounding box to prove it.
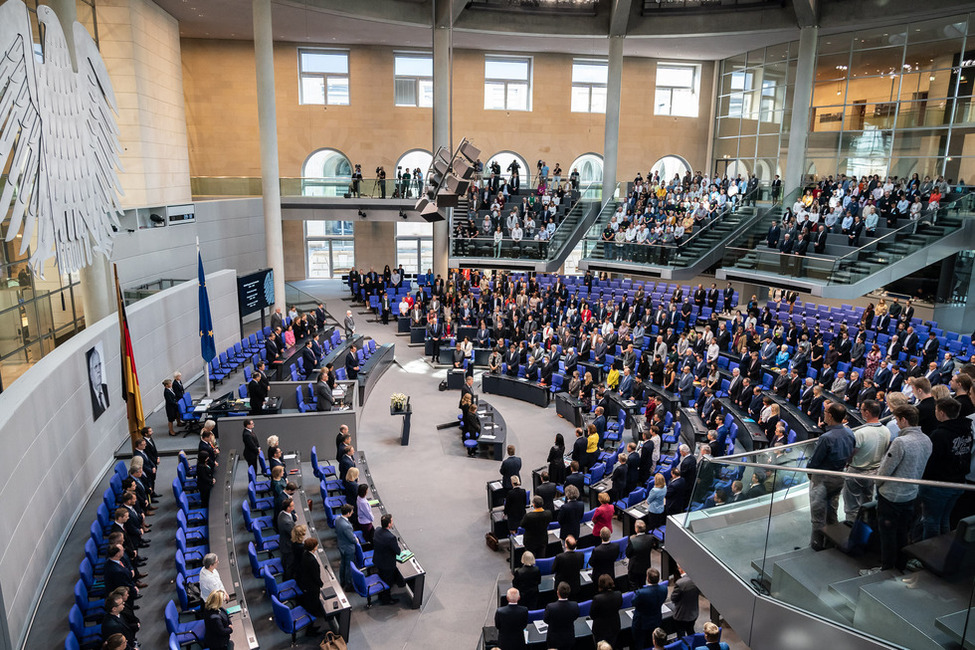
[843,399,891,522]
[506,212,519,233]
[511,225,523,243]
[199,553,226,601]
[398,297,410,316]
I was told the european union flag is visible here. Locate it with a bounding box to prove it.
[199,252,216,363]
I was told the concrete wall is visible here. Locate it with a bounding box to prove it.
[97,0,192,208]
[112,198,267,289]
[180,40,715,181]
[0,270,239,648]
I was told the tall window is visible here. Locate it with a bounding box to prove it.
[306,221,355,278]
[484,55,531,111]
[654,63,700,117]
[298,49,349,105]
[570,59,608,113]
[394,52,433,107]
[727,71,754,118]
[396,223,433,275]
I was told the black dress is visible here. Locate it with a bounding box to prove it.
[295,550,326,617]
[203,607,233,650]
[547,445,566,484]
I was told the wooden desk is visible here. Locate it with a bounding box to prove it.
[282,452,353,638]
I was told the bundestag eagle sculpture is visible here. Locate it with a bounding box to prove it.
[0,0,123,277]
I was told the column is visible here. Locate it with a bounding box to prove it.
[783,25,818,199]
[48,0,116,324]
[253,0,285,311]
[601,34,624,206]
[431,0,451,278]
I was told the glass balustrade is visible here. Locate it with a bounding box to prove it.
[680,442,975,650]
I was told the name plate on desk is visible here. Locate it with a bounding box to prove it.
[533,621,549,633]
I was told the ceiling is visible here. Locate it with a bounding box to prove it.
[151,0,802,61]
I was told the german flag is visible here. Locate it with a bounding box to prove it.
[114,265,145,444]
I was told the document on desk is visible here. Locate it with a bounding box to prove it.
[626,609,635,619]
[512,534,524,545]
[489,481,502,490]
[283,454,297,460]
[533,621,548,634]
[585,618,594,630]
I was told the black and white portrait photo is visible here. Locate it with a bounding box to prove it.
[86,342,109,421]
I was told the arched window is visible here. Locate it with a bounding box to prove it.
[396,149,433,176]
[725,159,750,180]
[301,148,352,196]
[650,155,691,184]
[569,153,603,185]
[486,151,530,183]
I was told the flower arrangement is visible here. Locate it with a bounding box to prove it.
[391,393,409,411]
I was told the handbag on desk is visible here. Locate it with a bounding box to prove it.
[320,632,347,650]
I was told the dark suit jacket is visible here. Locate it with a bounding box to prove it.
[564,471,585,495]
[552,550,585,596]
[521,509,552,555]
[242,428,260,466]
[105,559,135,594]
[590,590,623,645]
[536,482,558,513]
[626,533,655,586]
[372,527,401,583]
[345,351,359,379]
[500,456,522,490]
[544,599,580,650]
[557,500,584,540]
[632,583,668,630]
[248,378,269,414]
[101,613,136,649]
[90,382,110,420]
[589,541,619,584]
[495,604,530,650]
[315,381,334,411]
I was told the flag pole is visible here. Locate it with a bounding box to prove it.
[199,237,211,397]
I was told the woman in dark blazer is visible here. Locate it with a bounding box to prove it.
[590,574,623,648]
[163,379,180,436]
[295,538,325,632]
[546,433,566,485]
[203,590,234,650]
[343,467,360,506]
[511,550,542,610]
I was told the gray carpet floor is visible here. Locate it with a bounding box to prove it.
[25,278,749,650]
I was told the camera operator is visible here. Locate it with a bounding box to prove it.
[351,164,363,197]
[376,165,387,198]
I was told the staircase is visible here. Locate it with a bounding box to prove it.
[718,192,975,299]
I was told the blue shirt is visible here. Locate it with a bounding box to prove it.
[808,424,856,471]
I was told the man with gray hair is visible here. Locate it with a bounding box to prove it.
[495,587,529,650]
[344,310,355,338]
[199,553,225,601]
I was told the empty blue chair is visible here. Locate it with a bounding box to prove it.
[177,528,207,560]
[175,572,201,612]
[262,566,302,602]
[242,499,274,531]
[84,538,106,575]
[271,594,316,645]
[173,478,202,506]
[247,482,274,511]
[74,579,104,621]
[248,541,283,579]
[309,446,337,478]
[320,478,345,510]
[248,465,270,493]
[350,563,388,608]
[176,510,208,542]
[68,605,101,647]
[78,558,105,598]
[251,522,281,553]
[165,599,205,646]
[176,549,202,580]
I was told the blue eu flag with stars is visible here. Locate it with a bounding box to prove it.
[199,253,216,363]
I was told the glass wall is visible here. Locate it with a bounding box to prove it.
[714,41,798,183]
[808,15,974,182]
[714,13,975,185]
[305,221,355,278]
[395,222,433,275]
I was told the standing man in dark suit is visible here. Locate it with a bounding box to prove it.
[543,582,580,650]
[500,445,522,491]
[248,370,269,415]
[300,339,318,379]
[632,569,668,650]
[345,345,360,380]
[495,588,529,650]
[552,537,585,598]
[770,175,782,202]
[427,316,444,363]
[557,485,585,541]
[588,527,619,585]
[241,420,260,473]
[626,520,655,589]
[314,370,335,411]
[101,593,138,649]
[671,568,701,638]
[766,219,781,248]
[373,514,403,604]
[535,471,558,513]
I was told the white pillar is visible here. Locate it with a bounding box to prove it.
[601,34,624,205]
[783,25,818,198]
[253,0,286,311]
[432,0,451,278]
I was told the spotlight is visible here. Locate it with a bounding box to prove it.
[399,210,408,220]
[149,213,165,226]
[358,210,367,219]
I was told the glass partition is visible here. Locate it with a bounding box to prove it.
[680,450,975,650]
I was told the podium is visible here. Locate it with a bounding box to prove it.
[391,401,412,445]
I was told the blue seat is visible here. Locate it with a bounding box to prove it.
[262,566,302,602]
[78,558,104,598]
[176,549,202,580]
[247,541,283,579]
[74,579,104,621]
[248,482,274,511]
[173,478,202,506]
[177,528,207,560]
[350,563,389,608]
[176,510,208,542]
[64,633,80,650]
[248,465,270,493]
[165,599,205,647]
[68,605,101,647]
[251,522,281,553]
[271,594,316,645]
[297,386,312,413]
[310,446,338,479]
[175,572,201,612]
[354,540,374,570]
[83,538,105,575]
